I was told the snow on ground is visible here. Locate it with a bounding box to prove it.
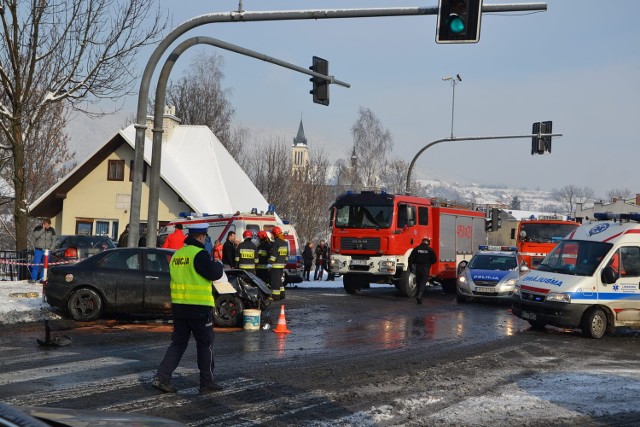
[0,276,356,325]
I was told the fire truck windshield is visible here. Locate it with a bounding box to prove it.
[519,223,578,243]
[335,205,392,229]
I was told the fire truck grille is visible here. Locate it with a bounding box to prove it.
[340,237,381,251]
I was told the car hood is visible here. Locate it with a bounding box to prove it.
[19,406,186,427]
[469,268,516,282]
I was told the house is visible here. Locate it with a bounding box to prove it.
[575,195,640,222]
[28,109,273,240]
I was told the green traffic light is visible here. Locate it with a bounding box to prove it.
[448,14,465,34]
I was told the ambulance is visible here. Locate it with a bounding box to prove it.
[158,211,304,284]
[512,213,640,338]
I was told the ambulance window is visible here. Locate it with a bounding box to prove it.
[418,207,428,226]
[246,224,260,234]
[620,247,640,277]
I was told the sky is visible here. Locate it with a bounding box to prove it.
[71,0,640,198]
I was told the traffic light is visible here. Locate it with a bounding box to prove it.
[485,218,493,232]
[531,121,553,155]
[490,207,501,231]
[436,0,483,44]
[310,56,329,106]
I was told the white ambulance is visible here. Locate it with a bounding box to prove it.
[159,211,304,284]
[512,213,640,338]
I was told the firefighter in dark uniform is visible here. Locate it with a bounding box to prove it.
[268,226,288,301]
[153,223,224,395]
[235,230,258,274]
[256,231,272,285]
[408,237,437,305]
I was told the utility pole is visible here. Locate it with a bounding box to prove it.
[442,74,462,138]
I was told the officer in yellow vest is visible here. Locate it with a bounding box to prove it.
[153,223,224,395]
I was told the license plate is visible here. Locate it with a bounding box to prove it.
[476,287,494,293]
[350,259,367,266]
[521,311,537,321]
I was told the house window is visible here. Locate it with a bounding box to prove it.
[129,160,147,182]
[76,221,93,235]
[108,160,125,181]
[95,221,110,237]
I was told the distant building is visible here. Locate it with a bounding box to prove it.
[575,194,640,222]
[291,118,309,175]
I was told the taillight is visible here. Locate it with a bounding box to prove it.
[64,247,78,258]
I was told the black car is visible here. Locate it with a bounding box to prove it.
[44,248,271,326]
[50,235,116,264]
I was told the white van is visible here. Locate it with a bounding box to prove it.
[512,213,640,338]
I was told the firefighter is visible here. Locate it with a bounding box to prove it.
[235,230,258,274]
[256,231,272,285]
[408,237,437,305]
[268,226,289,301]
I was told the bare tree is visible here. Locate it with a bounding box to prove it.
[0,0,167,253]
[166,51,248,163]
[552,185,595,216]
[350,107,393,189]
[606,188,633,202]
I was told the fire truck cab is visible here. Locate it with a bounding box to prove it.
[329,191,486,296]
[512,215,579,269]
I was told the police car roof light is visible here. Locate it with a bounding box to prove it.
[178,212,196,218]
[251,208,258,214]
[478,245,518,252]
[594,212,640,222]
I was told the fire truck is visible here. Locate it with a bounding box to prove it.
[159,211,303,284]
[328,191,486,296]
[511,215,579,269]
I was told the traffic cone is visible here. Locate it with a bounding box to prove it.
[273,304,291,334]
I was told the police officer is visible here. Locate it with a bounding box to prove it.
[235,230,258,274]
[256,231,272,285]
[153,223,224,395]
[268,226,288,300]
[408,237,437,305]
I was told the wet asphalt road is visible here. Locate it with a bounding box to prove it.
[2,285,640,426]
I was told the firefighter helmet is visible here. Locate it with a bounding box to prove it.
[243,230,253,239]
[257,230,268,240]
[272,226,283,237]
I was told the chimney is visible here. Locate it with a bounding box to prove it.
[144,106,181,142]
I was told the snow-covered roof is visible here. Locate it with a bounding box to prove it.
[504,209,568,221]
[119,124,271,215]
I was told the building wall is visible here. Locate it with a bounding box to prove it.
[58,144,190,239]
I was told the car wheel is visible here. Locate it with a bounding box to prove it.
[67,288,103,321]
[441,279,457,294]
[214,294,244,327]
[581,307,607,339]
[398,270,417,297]
[343,274,361,295]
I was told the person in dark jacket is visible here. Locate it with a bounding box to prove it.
[268,226,288,300]
[408,237,437,305]
[314,240,328,281]
[222,231,237,268]
[31,219,56,282]
[235,230,258,274]
[153,223,224,395]
[302,242,314,281]
[118,224,129,247]
[256,231,272,285]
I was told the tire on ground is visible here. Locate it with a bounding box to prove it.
[343,274,362,295]
[581,307,607,339]
[214,294,244,327]
[398,270,417,298]
[67,287,104,322]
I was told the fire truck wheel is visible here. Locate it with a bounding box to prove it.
[214,294,244,327]
[343,274,361,295]
[398,270,417,298]
[581,307,607,339]
[441,279,457,294]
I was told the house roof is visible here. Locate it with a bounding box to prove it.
[29,124,273,219]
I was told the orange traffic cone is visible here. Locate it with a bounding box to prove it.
[273,304,291,334]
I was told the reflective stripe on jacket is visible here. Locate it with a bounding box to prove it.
[236,239,258,270]
[170,245,214,306]
[269,238,289,269]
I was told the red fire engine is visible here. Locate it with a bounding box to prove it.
[511,215,579,269]
[328,191,487,296]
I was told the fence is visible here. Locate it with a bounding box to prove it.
[0,250,33,281]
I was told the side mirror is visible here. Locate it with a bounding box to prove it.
[457,260,469,277]
[520,265,530,273]
[601,266,618,284]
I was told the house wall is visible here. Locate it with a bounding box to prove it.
[58,144,190,239]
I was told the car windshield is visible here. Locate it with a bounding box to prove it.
[538,240,612,276]
[335,205,392,229]
[56,236,116,249]
[519,223,578,243]
[468,254,517,271]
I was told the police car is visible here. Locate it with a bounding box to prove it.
[456,245,529,303]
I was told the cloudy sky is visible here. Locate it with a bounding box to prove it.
[72,1,640,197]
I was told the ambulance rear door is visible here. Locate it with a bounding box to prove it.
[601,245,640,324]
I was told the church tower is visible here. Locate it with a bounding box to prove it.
[292,118,309,174]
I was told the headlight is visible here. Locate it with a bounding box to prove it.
[546,292,571,303]
[458,276,467,284]
[513,285,521,296]
[504,278,517,286]
[379,260,395,268]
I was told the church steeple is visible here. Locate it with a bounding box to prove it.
[293,119,307,147]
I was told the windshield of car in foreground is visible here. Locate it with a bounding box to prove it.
[468,254,517,271]
[519,223,578,243]
[335,205,392,229]
[538,240,612,276]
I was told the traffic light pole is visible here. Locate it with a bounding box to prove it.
[404,132,562,195]
[128,2,549,247]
